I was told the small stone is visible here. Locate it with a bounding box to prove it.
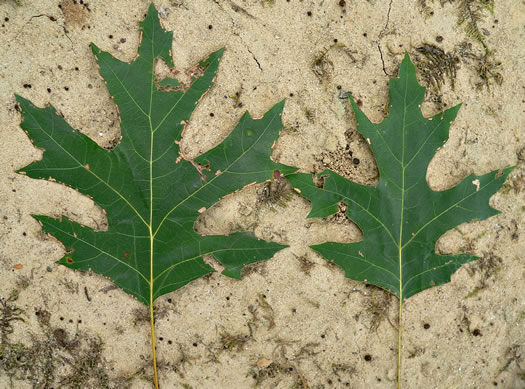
[238,204,252,216]
[468,315,483,333]
[257,358,273,369]
[387,368,396,381]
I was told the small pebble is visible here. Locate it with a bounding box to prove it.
[387,368,396,381]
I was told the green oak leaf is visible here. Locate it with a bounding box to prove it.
[16,5,295,386]
[288,53,512,387]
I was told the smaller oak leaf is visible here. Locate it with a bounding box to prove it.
[288,53,513,302]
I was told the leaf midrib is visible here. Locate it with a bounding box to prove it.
[149,16,156,309]
[399,71,409,302]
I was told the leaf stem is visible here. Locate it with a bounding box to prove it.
[398,298,402,389]
[150,224,159,388]
[150,301,159,389]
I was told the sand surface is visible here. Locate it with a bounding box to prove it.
[0,0,524,388]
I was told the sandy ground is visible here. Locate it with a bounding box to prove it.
[0,0,524,388]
